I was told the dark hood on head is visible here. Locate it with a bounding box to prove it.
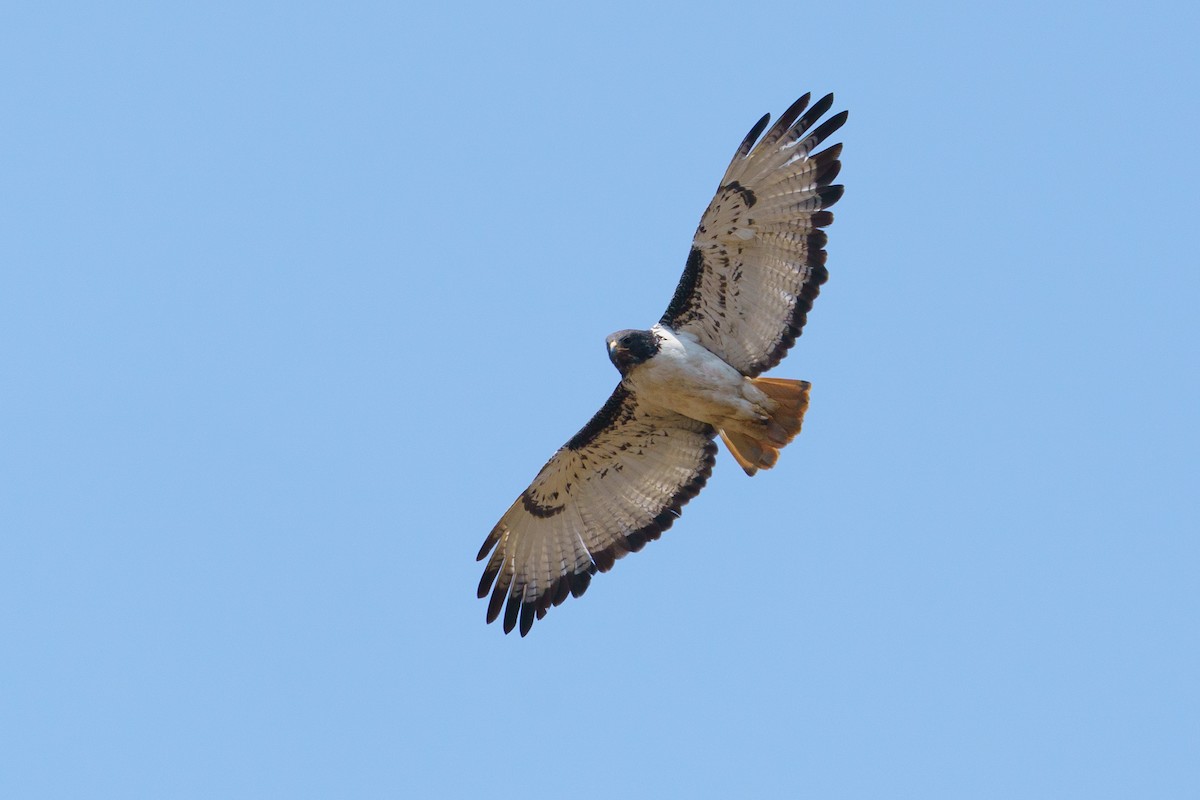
[606,328,661,376]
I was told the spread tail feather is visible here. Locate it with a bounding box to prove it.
[721,378,811,476]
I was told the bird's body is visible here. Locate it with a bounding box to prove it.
[615,324,784,446]
[477,93,847,635]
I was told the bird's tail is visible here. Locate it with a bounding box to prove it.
[719,378,811,476]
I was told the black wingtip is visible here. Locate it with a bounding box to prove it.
[737,112,772,158]
[761,93,812,148]
[503,594,521,634]
[808,110,849,151]
[486,581,508,624]
[519,602,536,637]
[476,526,500,561]
[568,570,592,598]
[551,577,570,607]
[795,93,836,135]
[782,93,812,125]
[477,564,499,599]
[817,184,844,209]
[815,158,842,186]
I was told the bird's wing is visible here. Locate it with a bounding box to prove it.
[476,385,717,636]
[661,93,846,377]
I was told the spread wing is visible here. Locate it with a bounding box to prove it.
[661,93,847,377]
[476,385,717,636]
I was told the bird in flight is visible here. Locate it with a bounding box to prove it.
[477,93,847,636]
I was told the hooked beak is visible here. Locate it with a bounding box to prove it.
[606,337,629,373]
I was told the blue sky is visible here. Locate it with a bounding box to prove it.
[2,1,1197,797]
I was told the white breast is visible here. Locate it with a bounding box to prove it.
[625,324,763,426]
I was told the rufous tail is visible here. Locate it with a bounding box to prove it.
[719,378,811,476]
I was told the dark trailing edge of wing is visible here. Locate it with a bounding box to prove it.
[477,435,718,637]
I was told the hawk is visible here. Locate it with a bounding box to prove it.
[477,93,847,635]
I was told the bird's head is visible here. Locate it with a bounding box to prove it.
[606,329,661,376]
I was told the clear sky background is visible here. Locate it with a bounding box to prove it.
[2,2,1197,797]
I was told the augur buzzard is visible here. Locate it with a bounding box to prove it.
[478,93,847,635]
